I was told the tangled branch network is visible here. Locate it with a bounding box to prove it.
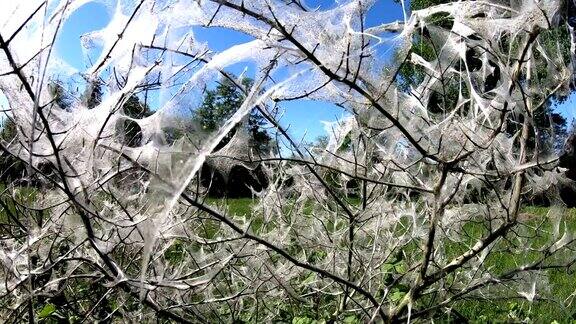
[0,0,575,322]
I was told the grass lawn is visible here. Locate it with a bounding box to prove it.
[206,197,255,217]
[450,206,576,323]
[207,198,576,322]
[4,190,574,322]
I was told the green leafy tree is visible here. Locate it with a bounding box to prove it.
[194,78,271,153]
[0,80,74,182]
[194,78,273,197]
[80,79,152,147]
[2,80,71,143]
[393,0,573,154]
[119,94,154,147]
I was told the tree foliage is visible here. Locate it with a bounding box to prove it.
[195,78,272,153]
[395,0,573,154]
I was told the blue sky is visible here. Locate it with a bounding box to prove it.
[46,0,576,141]
[555,93,576,126]
[54,0,407,144]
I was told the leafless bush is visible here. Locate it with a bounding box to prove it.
[0,0,574,322]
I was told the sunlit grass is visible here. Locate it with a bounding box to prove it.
[6,189,574,322]
[205,198,576,322]
[451,207,576,322]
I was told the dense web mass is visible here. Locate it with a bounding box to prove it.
[0,0,574,322]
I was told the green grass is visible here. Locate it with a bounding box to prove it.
[205,197,255,217]
[0,184,39,229]
[449,207,576,323]
[5,189,576,322]
[205,198,576,322]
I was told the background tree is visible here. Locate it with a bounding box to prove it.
[194,77,272,153]
[394,0,573,154]
[82,78,152,147]
[119,93,154,147]
[0,79,73,183]
[194,78,273,197]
